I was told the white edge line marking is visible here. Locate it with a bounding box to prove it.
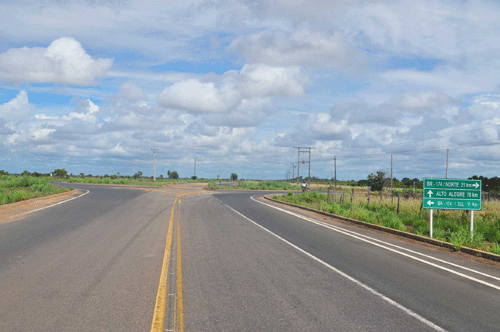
[224,202,446,332]
[312,217,500,282]
[251,196,500,290]
[13,190,90,217]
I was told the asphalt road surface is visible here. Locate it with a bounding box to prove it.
[0,184,499,331]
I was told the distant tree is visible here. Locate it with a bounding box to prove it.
[159,174,164,179]
[401,177,412,187]
[357,179,369,187]
[191,176,197,180]
[0,170,9,176]
[79,173,85,178]
[32,172,41,177]
[231,173,238,181]
[367,171,386,191]
[168,170,179,179]
[412,178,422,189]
[52,168,68,178]
[111,174,118,179]
[133,171,143,179]
[21,170,30,176]
[469,175,500,192]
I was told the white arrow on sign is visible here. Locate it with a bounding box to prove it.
[473,182,479,189]
[427,200,435,206]
[427,190,433,197]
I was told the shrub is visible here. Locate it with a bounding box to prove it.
[206,180,218,190]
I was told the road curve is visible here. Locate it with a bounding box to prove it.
[0,185,499,331]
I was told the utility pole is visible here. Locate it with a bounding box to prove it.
[194,158,196,178]
[151,149,158,181]
[391,154,393,203]
[291,163,296,181]
[296,148,300,184]
[334,156,337,191]
[308,149,311,187]
[294,147,315,186]
[391,154,393,192]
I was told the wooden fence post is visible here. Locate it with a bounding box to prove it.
[351,188,354,204]
[368,187,371,205]
[327,187,331,203]
[397,194,400,214]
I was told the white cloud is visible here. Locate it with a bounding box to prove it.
[0,37,113,85]
[228,29,367,71]
[34,99,100,124]
[310,113,349,137]
[0,90,31,123]
[63,99,100,122]
[203,97,272,127]
[30,128,56,141]
[119,82,146,101]
[391,91,454,110]
[157,64,305,116]
[110,143,128,156]
[237,64,305,97]
[158,79,240,113]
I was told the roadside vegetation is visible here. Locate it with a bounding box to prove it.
[64,176,210,186]
[0,176,69,205]
[272,191,500,255]
[206,180,301,191]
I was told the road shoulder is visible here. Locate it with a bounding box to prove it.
[0,189,82,224]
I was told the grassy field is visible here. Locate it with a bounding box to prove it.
[0,176,69,205]
[64,176,210,186]
[206,180,301,191]
[272,191,500,255]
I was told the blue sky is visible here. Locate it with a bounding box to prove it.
[1,0,500,181]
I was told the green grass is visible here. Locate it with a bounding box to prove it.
[65,176,211,186]
[206,180,301,191]
[274,192,500,256]
[0,176,69,205]
[236,181,300,190]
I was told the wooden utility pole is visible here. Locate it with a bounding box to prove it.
[151,149,158,181]
[334,155,337,190]
[334,155,337,202]
[390,154,393,192]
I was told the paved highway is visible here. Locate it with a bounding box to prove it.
[0,184,499,331]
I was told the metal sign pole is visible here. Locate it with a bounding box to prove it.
[430,209,433,239]
[471,210,474,242]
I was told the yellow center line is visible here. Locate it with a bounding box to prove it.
[151,191,207,332]
[150,198,176,332]
[176,198,184,332]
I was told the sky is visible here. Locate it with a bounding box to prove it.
[1,0,500,181]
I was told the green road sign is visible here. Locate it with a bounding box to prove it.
[423,178,482,210]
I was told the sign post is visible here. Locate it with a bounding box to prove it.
[423,178,481,240]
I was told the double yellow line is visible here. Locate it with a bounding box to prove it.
[150,195,185,332]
